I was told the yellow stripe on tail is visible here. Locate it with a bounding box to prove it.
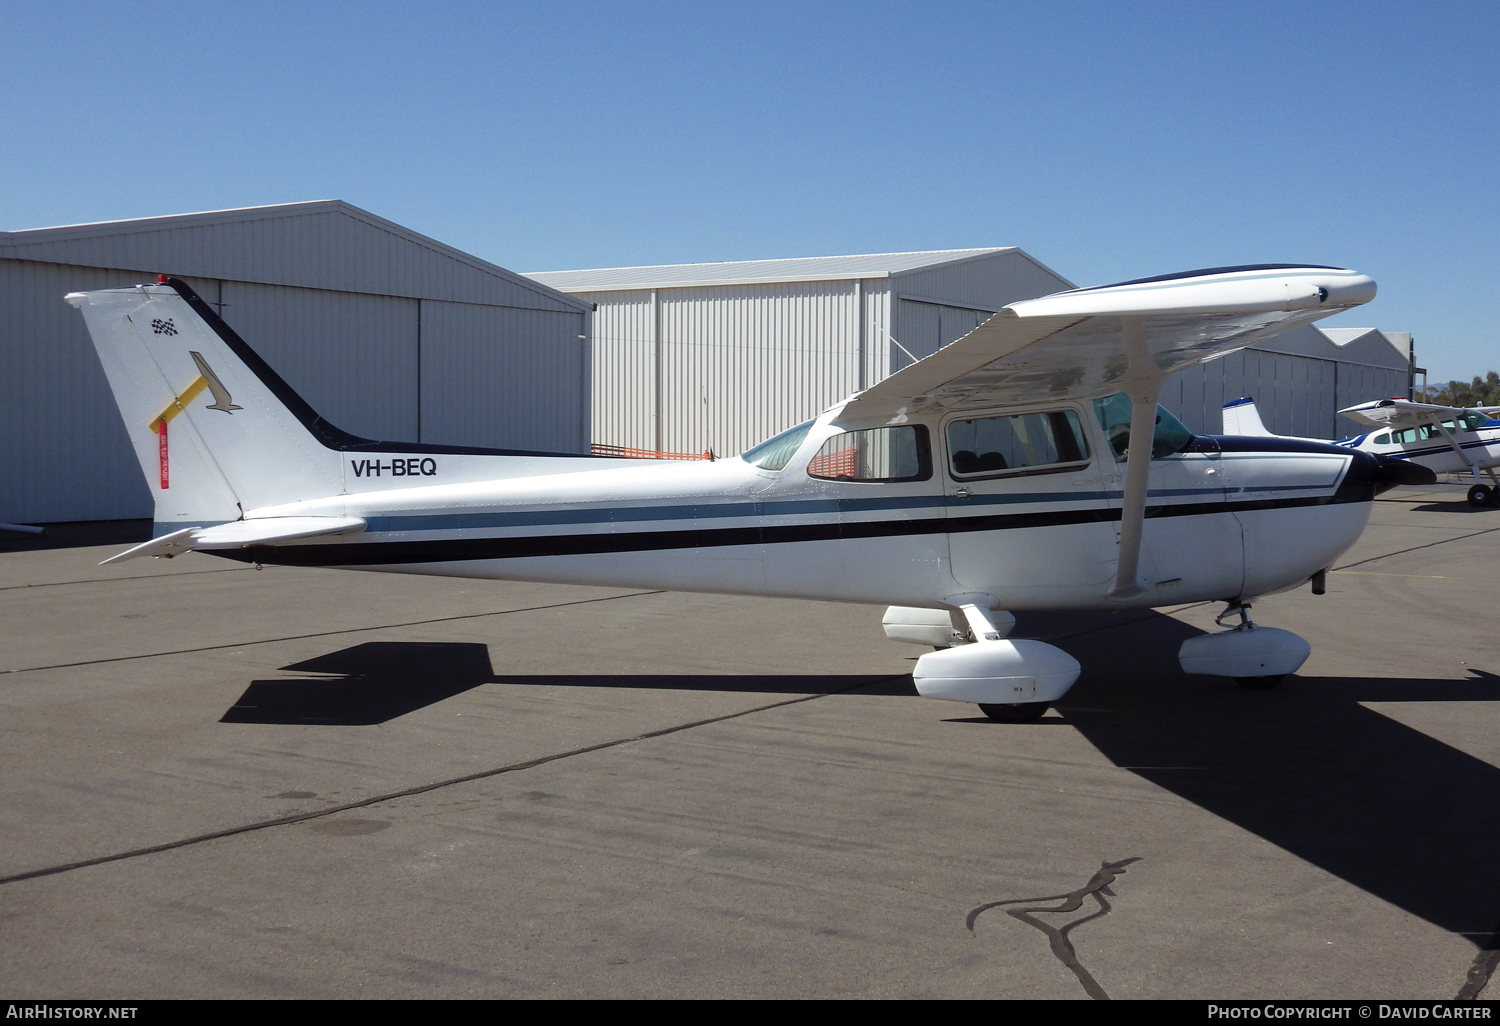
[147,376,208,434]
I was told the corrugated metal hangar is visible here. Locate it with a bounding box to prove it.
[530,252,1415,455]
[1,202,593,524]
[1162,324,1413,440]
[527,248,1073,458]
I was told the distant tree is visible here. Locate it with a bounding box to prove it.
[1429,371,1500,407]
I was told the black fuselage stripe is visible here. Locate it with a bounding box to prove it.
[221,492,1368,567]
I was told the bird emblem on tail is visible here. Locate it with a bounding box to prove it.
[189,351,242,413]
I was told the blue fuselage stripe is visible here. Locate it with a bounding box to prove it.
[361,482,1335,535]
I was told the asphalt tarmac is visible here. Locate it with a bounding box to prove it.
[2,483,1498,999]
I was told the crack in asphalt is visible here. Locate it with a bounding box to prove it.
[1330,525,1500,573]
[0,566,253,592]
[967,857,1141,1000]
[0,674,904,888]
[0,589,667,675]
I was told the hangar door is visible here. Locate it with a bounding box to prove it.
[892,299,992,372]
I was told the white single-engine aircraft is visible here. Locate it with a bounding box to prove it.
[1224,395,1500,507]
[69,264,1432,722]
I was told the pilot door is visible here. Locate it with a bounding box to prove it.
[1091,394,1244,603]
[941,404,1118,609]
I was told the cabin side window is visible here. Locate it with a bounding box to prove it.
[1444,413,1491,432]
[947,410,1089,478]
[1092,393,1194,462]
[807,425,931,482]
[1391,424,1442,444]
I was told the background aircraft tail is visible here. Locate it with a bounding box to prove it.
[1221,396,1275,436]
[68,279,345,532]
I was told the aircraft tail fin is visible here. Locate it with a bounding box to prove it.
[1221,396,1275,436]
[67,278,346,532]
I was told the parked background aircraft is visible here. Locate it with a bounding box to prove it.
[68,265,1428,722]
[1224,396,1500,506]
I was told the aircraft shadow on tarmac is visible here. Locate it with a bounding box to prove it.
[222,642,498,726]
[221,640,912,726]
[1409,502,1500,514]
[1023,609,1500,954]
[224,623,1500,953]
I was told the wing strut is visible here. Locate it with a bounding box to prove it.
[1426,414,1496,487]
[1108,321,1163,602]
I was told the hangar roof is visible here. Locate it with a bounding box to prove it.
[1,201,586,313]
[1319,326,1412,360]
[1248,324,1411,369]
[526,248,1031,292]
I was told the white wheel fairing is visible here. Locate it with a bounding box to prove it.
[1179,626,1311,680]
[914,640,1081,705]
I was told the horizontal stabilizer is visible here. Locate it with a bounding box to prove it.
[101,517,367,565]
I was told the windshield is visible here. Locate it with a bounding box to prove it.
[1093,393,1195,461]
[741,419,815,471]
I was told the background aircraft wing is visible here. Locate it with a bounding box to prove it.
[835,265,1375,423]
[1338,398,1491,430]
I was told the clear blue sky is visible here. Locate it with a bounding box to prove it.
[3,1,1495,383]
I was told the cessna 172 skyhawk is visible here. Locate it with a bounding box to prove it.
[1224,395,1500,507]
[68,265,1430,722]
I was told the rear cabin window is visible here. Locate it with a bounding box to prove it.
[807,426,931,482]
[947,411,1089,477]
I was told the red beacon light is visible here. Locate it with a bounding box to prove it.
[157,274,170,284]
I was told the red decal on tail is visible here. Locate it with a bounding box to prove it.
[158,420,169,489]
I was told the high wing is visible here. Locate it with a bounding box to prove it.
[834,263,1377,601]
[836,265,1376,423]
[1339,398,1500,431]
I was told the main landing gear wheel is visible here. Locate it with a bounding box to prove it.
[1467,485,1497,508]
[1234,675,1285,690]
[978,702,1050,722]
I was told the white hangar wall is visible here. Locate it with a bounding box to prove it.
[531,249,1073,458]
[579,279,874,457]
[1,202,592,524]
